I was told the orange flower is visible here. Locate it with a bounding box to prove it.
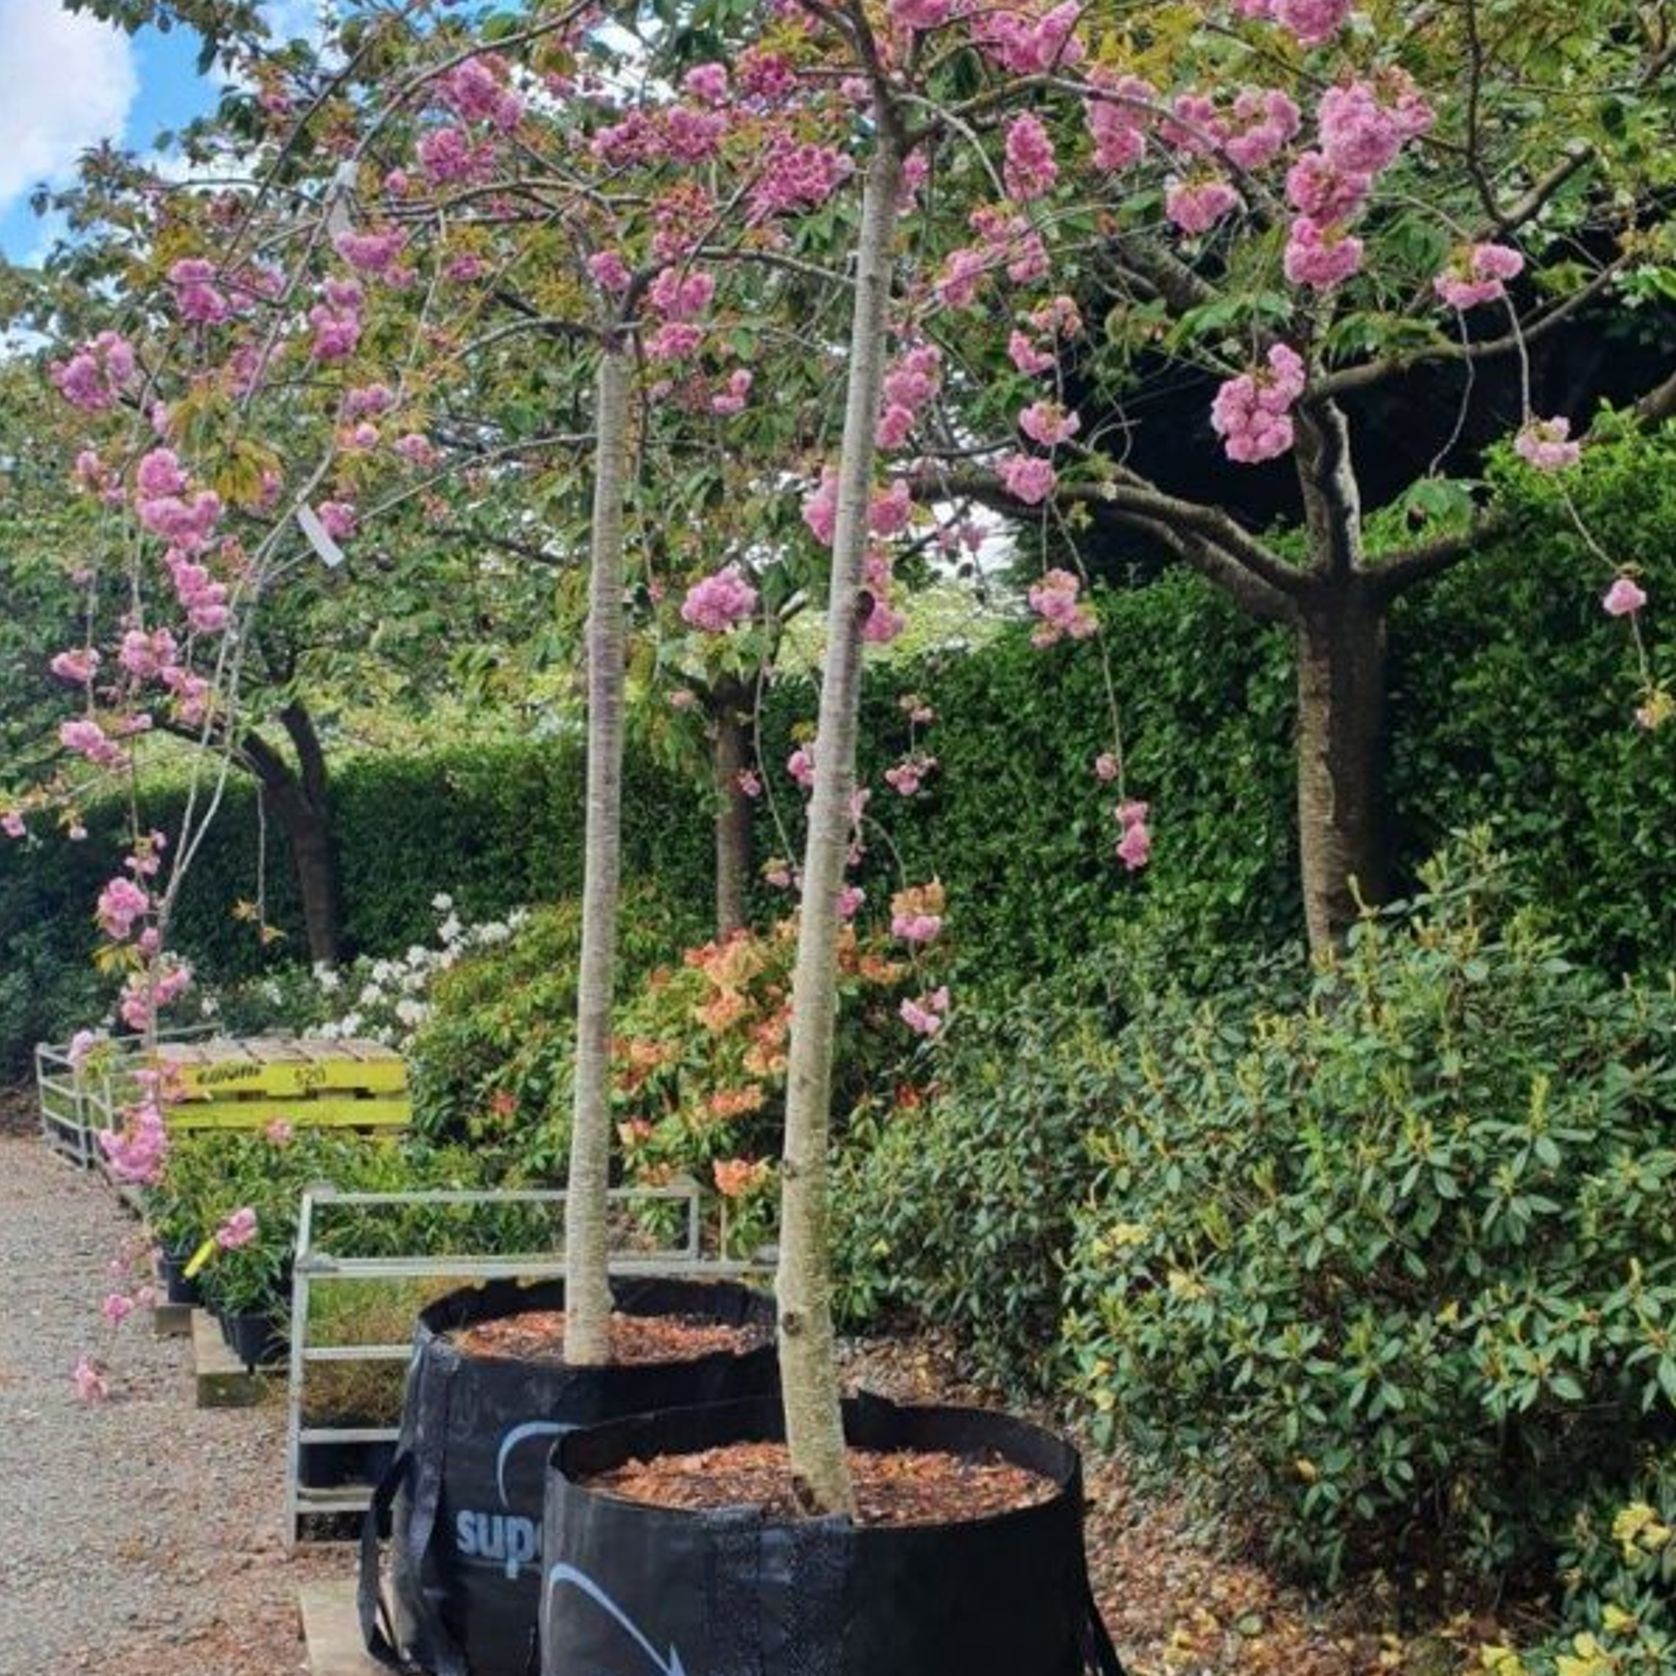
[708,1085,766,1120]
[713,1157,771,1199]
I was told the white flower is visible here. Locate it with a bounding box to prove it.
[199,995,220,1017]
[372,960,395,984]
[395,998,428,1027]
[405,946,428,966]
[359,983,383,1007]
[315,967,342,994]
[438,913,463,945]
[432,892,454,913]
[339,1011,363,1036]
[261,980,283,1004]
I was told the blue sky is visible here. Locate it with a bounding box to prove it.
[0,0,221,263]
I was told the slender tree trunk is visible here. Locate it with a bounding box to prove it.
[564,340,632,1366]
[1295,585,1389,956]
[243,702,343,968]
[777,140,902,1517]
[710,677,752,937]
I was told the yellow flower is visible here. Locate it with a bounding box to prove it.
[1554,1631,1614,1676]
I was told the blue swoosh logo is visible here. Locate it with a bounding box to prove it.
[495,1421,570,1506]
[545,1562,688,1676]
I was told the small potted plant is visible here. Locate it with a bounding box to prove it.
[192,1206,292,1370]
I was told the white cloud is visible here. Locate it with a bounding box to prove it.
[0,0,138,214]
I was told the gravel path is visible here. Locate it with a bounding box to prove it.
[0,1135,334,1676]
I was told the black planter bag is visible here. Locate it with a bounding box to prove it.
[540,1394,1124,1676]
[360,1276,777,1676]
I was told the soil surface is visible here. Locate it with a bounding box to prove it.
[0,1132,334,1676]
[589,1439,1058,1526]
[449,1308,766,1363]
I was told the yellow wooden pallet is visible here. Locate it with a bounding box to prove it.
[155,1038,410,1131]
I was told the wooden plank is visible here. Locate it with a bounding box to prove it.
[165,1058,408,1101]
[191,1309,281,1407]
[299,1580,384,1675]
[167,1094,411,1131]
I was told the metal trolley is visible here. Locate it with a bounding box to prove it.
[285,1180,760,1547]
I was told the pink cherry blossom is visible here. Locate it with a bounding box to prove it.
[1085,72,1154,170]
[648,267,715,322]
[102,1292,136,1327]
[787,746,816,791]
[682,62,729,102]
[972,1,1085,74]
[1009,330,1057,375]
[1434,242,1525,309]
[1115,799,1153,871]
[2,811,25,839]
[50,648,100,684]
[1211,342,1308,465]
[1603,576,1648,617]
[737,769,762,799]
[999,453,1059,505]
[900,987,952,1037]
[1165,178,1241,235]
[936,247,991,310]
[884,753,938,796]
[215,1206,259,1250]
[588,250,632,293]
[1284,217,1364,289]
[836,884,865,920]
[61,718,125,771]
[1019,400,1081,448]
[317,501,358,542]
[647,322,704,362]
[1028,568,1098,646]
[335,227,407,275]
[1004,114,1058,201]
[749,136,854,221]
[890,0,954,29]
[1224,88,1302,170]
[1095,751,1120,783]
[802,471,839,546]
[1514,416,1582,472]
[168,258,230,325]
[681,564,759,633]
[51,333,136,412]
[73,1356,109,1404]
[265,1118,295,1145]
[869,479,913,538]
[711,369,753,415]
[1318,81,1421,175]
[97,876,150,939]
[1284,149,1373,222]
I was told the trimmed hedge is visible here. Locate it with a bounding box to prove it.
[5,426,1673,1073]
[0,740,714,1075]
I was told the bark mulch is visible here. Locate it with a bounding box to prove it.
[588,1438,1058,1526]
[449,1308,766,1364]
[838,1334,1468,1676]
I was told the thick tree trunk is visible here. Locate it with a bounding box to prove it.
[776,140,903,1518]
[710,678,752,937]
[1295,587,1389,956]
[563,342,633,1367]
[244,702,343,968]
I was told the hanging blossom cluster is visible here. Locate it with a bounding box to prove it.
[1027,569,1098,648]
[681,563,759,634]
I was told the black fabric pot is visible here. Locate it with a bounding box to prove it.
[156,1243,201,1306]
[539,1394,1123,1676]
[360,1275,777,1676]
[223,1309,287,1371]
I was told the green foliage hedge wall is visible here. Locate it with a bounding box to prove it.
[5,426,1672,1074]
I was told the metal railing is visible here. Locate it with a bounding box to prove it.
[285,1180,763,1546]
[36,1025,216,1170]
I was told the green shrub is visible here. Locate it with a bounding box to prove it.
[406,884,702,1161]
[614,919,918,1255]
[1487,1466,1676,1675]
[1061,838,1676,1588]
